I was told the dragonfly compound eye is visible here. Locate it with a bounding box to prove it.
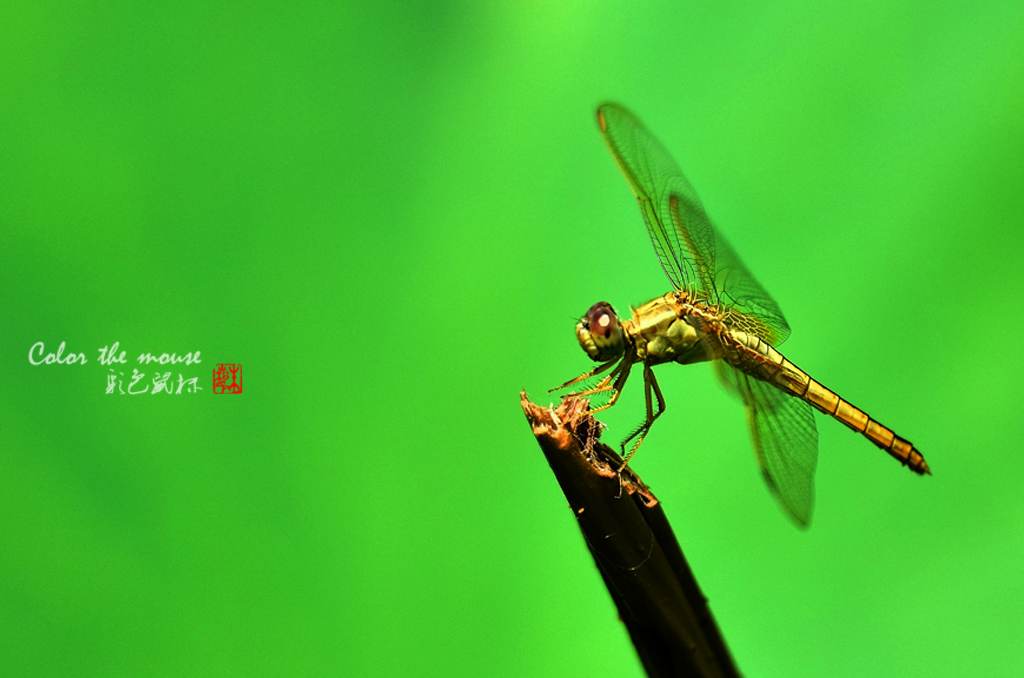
[576,302,624,361]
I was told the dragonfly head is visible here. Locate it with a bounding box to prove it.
[576,301,625,362]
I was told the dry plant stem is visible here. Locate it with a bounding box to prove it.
[521,392,740,678]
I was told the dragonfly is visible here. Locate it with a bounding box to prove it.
[554,103,930,526]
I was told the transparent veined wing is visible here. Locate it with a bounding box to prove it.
[713,231,791,345]
[598,103,791,346]
[597,103,717,300]
[717,362,819,527]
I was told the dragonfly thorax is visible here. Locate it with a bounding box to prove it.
[628,293,710,366]
[576,301,626,362]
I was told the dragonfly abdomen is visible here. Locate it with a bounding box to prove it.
[726,330,931,476]
[799,375,930,475]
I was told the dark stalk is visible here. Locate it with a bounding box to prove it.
[521,392,740,678]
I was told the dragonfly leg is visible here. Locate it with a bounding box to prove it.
[566,358,636,463]
[618,364,666,472]
[549,358,618,394]
[578,351,635,417]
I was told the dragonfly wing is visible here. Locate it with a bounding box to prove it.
[721,362,819,527]
[598,103,791,345]
[715,230,791,345]
[714,360,740,398]
[597,103,717,300]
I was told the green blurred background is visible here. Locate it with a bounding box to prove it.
[2,1,1022,675]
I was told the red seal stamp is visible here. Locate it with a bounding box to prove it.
[213,363,242,394]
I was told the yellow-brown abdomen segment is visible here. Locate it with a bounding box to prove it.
[727,331,930,475]
[781,356,930,475]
